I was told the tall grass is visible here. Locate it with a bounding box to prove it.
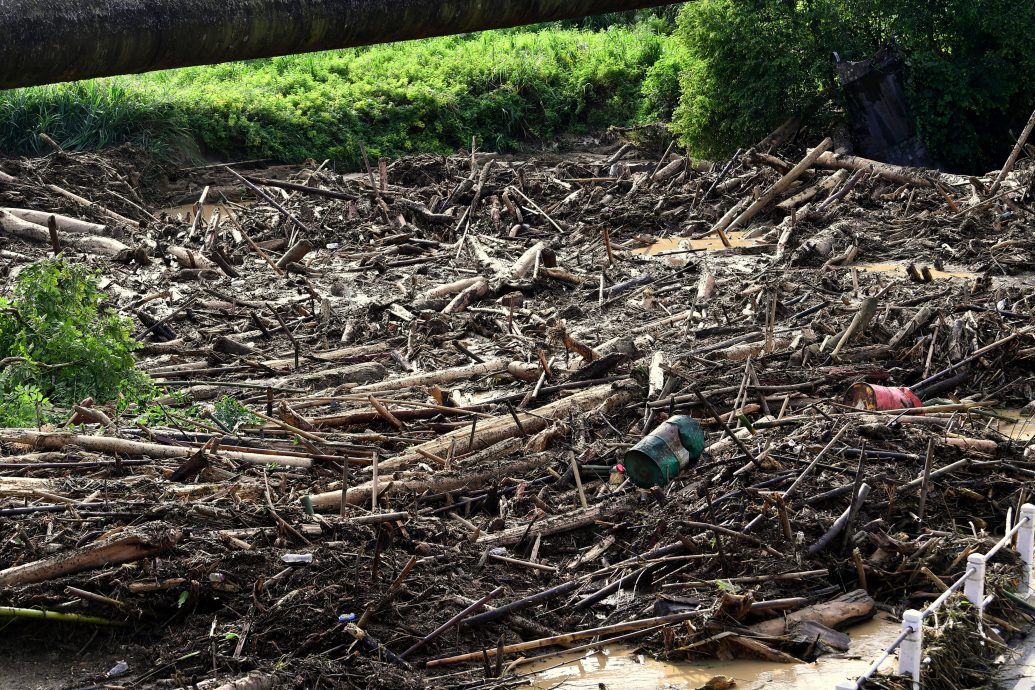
[0,25,680,164]
[0,81,194,158]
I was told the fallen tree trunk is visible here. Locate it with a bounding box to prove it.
[0,527,182,587]
[307,440,531,511]
[814,151,970,188]
[0,209,128,256]
[748,589,875,636]
[0,430,313,468]
[389,381,637,466]
[351,359,510,394]
[0,0,686,89]
[2,208,107,235]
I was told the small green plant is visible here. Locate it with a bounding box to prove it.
[0,383,53,427]
[212,396,260,430]
[0,257,151,425]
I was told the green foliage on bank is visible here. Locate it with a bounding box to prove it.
[0,25,676,164]
[0,3,1030,171]
[0,258,151,426]
[670,0,1035,170]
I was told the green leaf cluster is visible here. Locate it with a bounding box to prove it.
[0,258,151,426]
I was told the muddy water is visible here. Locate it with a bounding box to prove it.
[527,616,900,690]
[854,262,977,280]
[160,202,248,225]
[993,410,1035,442]
[633,233,757,265]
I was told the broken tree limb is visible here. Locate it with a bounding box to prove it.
[776,169,848,212]
[714,138,832,236]
[388,381,636,468]
[443,278,489,314]
[476,501,622,548]
[212,673,274,690]
[807,483,871,555]
[0,209,128,256]
[988,107,1035,196]
[400,585,505,659]
[276,239,315,269]
[306,443,534,511]
[814,151,969,188]
[426,612,696,667]
[351,358,509,394]
[44,182,140,227]
[509,241,546,280]
[0,528,182,587]
[748,589,875,636]
[0,430,313,468]
[2,208,107,235]
[0,606,127,627]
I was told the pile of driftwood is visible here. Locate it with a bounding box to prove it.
[0,128,1034,689]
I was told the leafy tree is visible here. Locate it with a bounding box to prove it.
[670,0,1035,170]
[0,258,150,425]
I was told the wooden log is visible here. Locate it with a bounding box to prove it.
[712,138,832,236]
[212,673,274,690]
[168,245,218,270]
[0,210,128,256]
[426,612,696,667]
[814,151,969,188]
[443,278,489,314]
[0,528,182,587]
[267,362,388,390]
[244,176,358,201]
[2,208,107,235]
[776,169,848,212]
[509,241,546,280]
[44,183,140,227]
[476,503,612,548]
[0,430,313,467]
[807,483,871,555]
[276,239,314,269]
[888,305,935,349]
[422,276,486,300]
[386,381,635,468]
[306,443,534,511]
[351,359,509,394]
[748,589,874,636]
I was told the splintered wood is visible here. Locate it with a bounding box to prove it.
[0,140,1033,689]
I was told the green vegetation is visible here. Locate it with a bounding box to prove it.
[0,24,676,164]
[0,258,151,426]
[0,4,1031,171]
[671,0,1035,170]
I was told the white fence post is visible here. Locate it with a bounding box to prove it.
[965,553,986,607]
[899,609,923,688]
[1018,504,1035,596]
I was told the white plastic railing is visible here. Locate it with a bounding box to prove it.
[836,503,1035,690]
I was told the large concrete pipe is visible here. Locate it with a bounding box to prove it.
[0,1,683,89]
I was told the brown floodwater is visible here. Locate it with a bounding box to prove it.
[992,410,1035,442]
[632,233,758,265]
[526,616,901,690]
[854,262,977,280]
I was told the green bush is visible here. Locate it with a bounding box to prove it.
[670,0,1035,170]
[0,258,151,425]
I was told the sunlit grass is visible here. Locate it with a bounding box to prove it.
[0,25,680,164]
